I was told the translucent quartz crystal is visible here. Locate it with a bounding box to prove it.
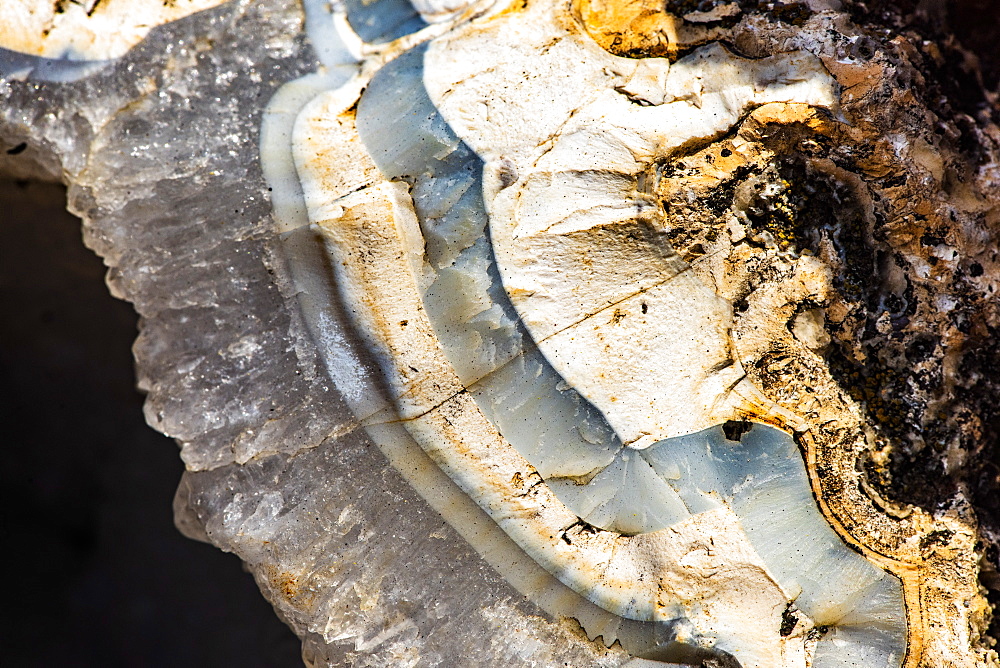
[351,40,906,667]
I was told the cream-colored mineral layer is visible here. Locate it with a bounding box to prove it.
[272,0,1000,665]
[0,0,227,61]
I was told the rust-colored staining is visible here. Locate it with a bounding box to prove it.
[263,564,325,616]
[275,570,301,600]
[491,0,530,20]
[573,0,681,58]
[264,564,311,606]
[572,0,736,58]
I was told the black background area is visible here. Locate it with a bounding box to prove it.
[0,179,302,667]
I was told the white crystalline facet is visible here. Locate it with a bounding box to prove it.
[536,274,741,447]
[424,4,840,446]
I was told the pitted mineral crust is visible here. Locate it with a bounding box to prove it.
[2,0,999,666]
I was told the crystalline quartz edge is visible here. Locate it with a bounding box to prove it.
[5,3,662,665]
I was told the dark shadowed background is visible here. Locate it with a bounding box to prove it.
[0,179,302,667]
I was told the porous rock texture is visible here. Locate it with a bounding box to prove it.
[1,0,999,665]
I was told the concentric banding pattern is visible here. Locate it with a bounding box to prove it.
[351,43,907,667]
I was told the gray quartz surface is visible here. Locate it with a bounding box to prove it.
[0,178,302,666]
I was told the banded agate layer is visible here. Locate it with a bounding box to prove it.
[277,1,909,665]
